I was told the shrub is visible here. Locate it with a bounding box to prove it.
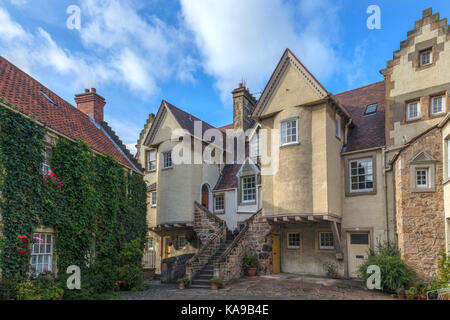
[0,279,18,300]
[243,253,259,270]
[14,273,64,300]
[359,241,416,293]
[177,278,191,286]
[209,277,223,288]
[323,261,338,275]
[116,239,144,289]
[437,250,450,286]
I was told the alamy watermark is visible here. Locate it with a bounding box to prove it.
[366,265,381,290]
[367,5,381,30]
[66,5,81,30]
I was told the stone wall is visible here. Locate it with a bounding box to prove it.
[215,210,274,284]
[161,253,195,283]
[193,201,226,244]
[394,127,446,279]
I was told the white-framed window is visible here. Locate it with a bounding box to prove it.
[146,150,156,171]
[406,101,420,121]
[162,151,172,169]
[319,232,334,250]
[242,176,256,203]
[335,114,341,139]
[349,158,374,193]
[420,50,432,66]
[280,118,298,146]
[41,147,52,175]
[150,191,157,207]
[177,236,186,249]
[30,233,53,276]
[416,168,429,188]
[251,133,261,157]
[214,194,224,212]
[147,238,154,251]
[431,96,445,115]
[287,232,300,249]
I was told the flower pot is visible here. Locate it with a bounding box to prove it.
[406,294,413,300]
[211,283,218,290]
[247,268,257,277]
[179,282,185,290]
[397,292,406,300]
[419,294,427,300]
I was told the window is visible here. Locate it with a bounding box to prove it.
[251,133,261,157]
[350,233,369,245]
[214,194,224,212]
[30,234,53,276]
[41,147,51,175]
[177,236,186,249]
[287,232,300,249]
[319,232,334,250]
[150,191,157,207]
[146,150,156,171]
[349,158,374,192]
[420,50,432,66]
[406,101,420,121]
[280,118,298,146]
[40,90,57,106]
[335,114,341,139]
[431,96,445,115]
[242,176,256,202]
[416,169,429,188]
[364,104,378,116]
[162,151,172,169]
[147,238,154,250]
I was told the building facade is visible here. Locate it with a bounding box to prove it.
[137,8,449,282]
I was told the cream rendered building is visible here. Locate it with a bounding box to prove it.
[137,8,450,281]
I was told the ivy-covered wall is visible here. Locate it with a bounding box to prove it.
[0,107,147,289]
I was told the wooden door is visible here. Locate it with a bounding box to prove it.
[347,232,370,278]
[201,184,209,209]
[272,235,280,274]
[164,237,171,259]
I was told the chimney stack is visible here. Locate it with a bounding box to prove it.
[232,83,257,131]
[75,88,106,124]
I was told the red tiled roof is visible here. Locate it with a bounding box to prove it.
[0,56,135,169]
[218,124,234,132]
[335,81,386,152]
[214,164,242,191]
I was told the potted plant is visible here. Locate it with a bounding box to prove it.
[177,277,190,290]
[405,287,418,300]
[323,261,338,278]
[396,287,406,300]
[243,253,259,277]
[209,277,223,290]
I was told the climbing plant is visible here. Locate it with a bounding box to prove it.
[0,106,148,294]
[0,108,45,279]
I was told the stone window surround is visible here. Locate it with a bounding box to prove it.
[280,117,299,148]
[162,150,172,170]
[406,100,421,122]
[315,229,336,253]
[213,193,225,214]
[409,153,437,193]
[430,93,447,117]
[240,175,257,205]
[344,151,378,197]
[150,191,157,207]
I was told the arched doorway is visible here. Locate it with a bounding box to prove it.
[201,184,210,209]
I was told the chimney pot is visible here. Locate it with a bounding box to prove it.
[239,83,244,88]
[91,88,96,93]
[84,89,90,93]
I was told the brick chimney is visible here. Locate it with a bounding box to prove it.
[75,88,106,123]
[232,83,257,131]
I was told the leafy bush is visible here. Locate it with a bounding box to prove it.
[116,239,144,289]
[0,279,18,300]
[12,273,64,300]
[177,278,191,286]
[359,241,416,293]
[209,277,223,288]
[437,250,450,286]
[243,253,259,270]
[323,261,338,275]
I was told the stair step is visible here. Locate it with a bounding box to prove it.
[190,284,211,289]
[198,274,213,280]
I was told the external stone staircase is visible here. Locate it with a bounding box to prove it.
[190,231,234,289]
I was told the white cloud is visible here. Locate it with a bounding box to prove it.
[180,0,341,103]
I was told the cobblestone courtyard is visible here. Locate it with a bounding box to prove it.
[118,274,394,300]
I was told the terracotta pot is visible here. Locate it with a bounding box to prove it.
[179,282,185,290]
[419,294,427,300]
[247,268,257,277]
[406,294,413,300]
[397,292,406,300]
[211,283,218,290]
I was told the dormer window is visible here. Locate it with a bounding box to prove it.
[420,49,432,66]
[364,104,378,116]
[406,101,420,121]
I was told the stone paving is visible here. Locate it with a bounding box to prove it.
[118,273,395,300]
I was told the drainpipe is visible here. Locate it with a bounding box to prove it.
[382,147,390,242]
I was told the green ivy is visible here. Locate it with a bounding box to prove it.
[0,106,147,293]
[0,108,45,279]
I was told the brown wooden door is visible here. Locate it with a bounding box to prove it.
[201,184,209,208]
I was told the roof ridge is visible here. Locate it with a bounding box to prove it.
[335,81,384,96]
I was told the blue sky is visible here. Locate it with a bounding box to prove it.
[0,0,449,154]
